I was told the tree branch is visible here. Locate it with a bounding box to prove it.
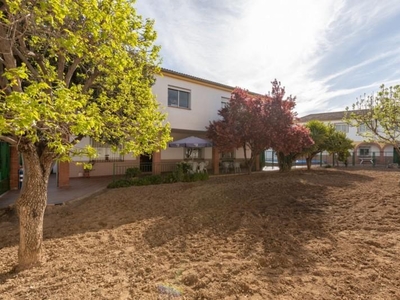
[12,46,40,78]
[0,135,17,144]
[65,57,82,87]
[82,69,100,93]
[57,53,66,81]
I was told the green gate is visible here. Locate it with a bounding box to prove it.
[0,142,10,194]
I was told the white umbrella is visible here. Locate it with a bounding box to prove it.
[168,136,213,148]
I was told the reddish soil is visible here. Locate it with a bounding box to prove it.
[1,168,400,299]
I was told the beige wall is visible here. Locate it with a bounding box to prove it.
[153,74,231,131]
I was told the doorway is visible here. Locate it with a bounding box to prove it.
[140,154,152,173]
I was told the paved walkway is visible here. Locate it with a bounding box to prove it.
[0,175,113,209]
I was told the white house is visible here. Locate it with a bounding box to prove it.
[65,69,256,180]
[299,111,399,166]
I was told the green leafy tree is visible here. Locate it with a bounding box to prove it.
[0,0,170,270]
[325,126,354,167]
[345,84,400,156]
[302,120,329,170]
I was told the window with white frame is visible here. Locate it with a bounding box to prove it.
[221,96,230,108]
[168,87,190,109]
[358,123,369,133]
[334,123,349,133]
[359,147,370,157]
[185,148,201,159]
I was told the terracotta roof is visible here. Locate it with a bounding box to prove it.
[161,68,235,92]
[299,110,368,123]
[299,111,347,122]
[160,68,263,96]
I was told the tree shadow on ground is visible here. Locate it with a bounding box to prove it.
[0,169,374,287]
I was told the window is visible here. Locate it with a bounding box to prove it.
[335,123,349,133]
[358,123,370,133]
[221,97,230,108]
[359,147,370,156]
[185,148,201,159]
[168,87,190,108]
[90,139,124,162]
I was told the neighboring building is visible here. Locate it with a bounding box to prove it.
[299,111,399,166]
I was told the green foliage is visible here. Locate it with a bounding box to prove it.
[107,163,209,189]
[182,172,209,182]
[301,120,330,170]
[131,175,163,186]
[125,167,141,179]
[0,0,171,160]
[171,161,191,182]
[162,173,179,184]
[337,151,351,166]
[0,0,171,270]
[304,121,329,153]
[107,179,133,189]
[325,125,354,166]
[345,84,400,156]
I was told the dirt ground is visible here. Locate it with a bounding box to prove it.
[0,168,400,299]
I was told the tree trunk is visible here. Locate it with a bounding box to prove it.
[306,156,312,170]
[243,145,253,174]
[277,152,293,172]
[16,146,53,270]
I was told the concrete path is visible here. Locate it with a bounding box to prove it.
[0,175,113,209]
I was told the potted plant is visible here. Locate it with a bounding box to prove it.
[83,161,95,178]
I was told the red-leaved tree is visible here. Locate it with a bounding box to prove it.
[268,80,314,171]
[207,80,313,173]
[207,88,274,173]
[273,124,314,171]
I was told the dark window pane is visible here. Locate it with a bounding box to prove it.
[179,91,189,108]
[168,89,179,106]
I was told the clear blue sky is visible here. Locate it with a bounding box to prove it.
[135,0,400,116]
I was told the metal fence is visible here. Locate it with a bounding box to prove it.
[265,150,399,168]
[112,161,184,179]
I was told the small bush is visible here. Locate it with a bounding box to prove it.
[131,175,163,186]
[108,163,209,189]
[324,164,332,168]
[183,172,209,182]
[162,173,178,184]
[107,179,133,189]
[125,167,141,178]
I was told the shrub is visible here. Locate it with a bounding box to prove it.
[125,167,141,178]
[162,173,178,184]
[131,175,163,186]
[182,172,209,182]
[108,163,209,189]
[172,161,197,182]
[107,179,133,189]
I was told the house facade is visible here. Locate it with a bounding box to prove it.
[5,69,261,191]
[299,111,399,166]
[59,69,257,185]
